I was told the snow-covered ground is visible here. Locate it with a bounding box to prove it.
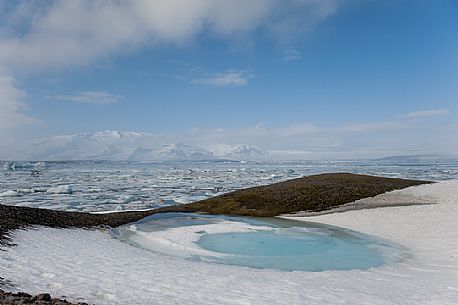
[1,181,458,304]
[125,220,275,258]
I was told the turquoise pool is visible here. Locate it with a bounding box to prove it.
[115,213,406,272]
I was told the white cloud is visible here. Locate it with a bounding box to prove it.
[49,91,123,105]
[271,123,320,136]
[281,49,301,61]
[0,0,340,73]
[1,108,457,160]
[0,0,342,128]
[191,71,254,87]
[43,77,63,84]
[268,0,340,43]
[404,109,449,119]
[0,72,38,128]
[337,121,411,133]
[174,111,457,159]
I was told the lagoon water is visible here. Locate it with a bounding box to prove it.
[116,213,404,272]
[1,159,457,213]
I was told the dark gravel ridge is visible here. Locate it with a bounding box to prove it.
[0,289,89,305]
[0,173,432,304]
[0,204,160,246]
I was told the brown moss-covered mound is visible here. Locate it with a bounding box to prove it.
[158,173,431,216]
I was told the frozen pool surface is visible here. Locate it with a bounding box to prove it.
[116,213,405,272]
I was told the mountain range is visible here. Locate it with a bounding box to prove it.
[375,154,458,162]
[1,130,267,161]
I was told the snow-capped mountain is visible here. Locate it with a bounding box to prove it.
[1,130,268,161]
[375,154,458,162]
[129,144,213,161]
[15,130,147,161]
[128,143,266,161]
[207,144,267,160]
[0,130,149,161]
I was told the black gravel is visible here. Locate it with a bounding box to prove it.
[0,289,89,305]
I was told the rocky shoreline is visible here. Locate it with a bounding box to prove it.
[0,204,161,247]
[0,289,89,305]
[0,173,432,304]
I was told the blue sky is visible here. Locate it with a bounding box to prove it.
[0,0,457,158]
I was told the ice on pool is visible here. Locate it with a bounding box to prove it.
[116,214,406,272]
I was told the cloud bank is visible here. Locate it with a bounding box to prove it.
[281,49,302,61]
[48,91,123,105]
[0,73,37,128]
[191,71,254,87]
[0,0,342,128]
[1,108,454,160]
[404,109,449,119]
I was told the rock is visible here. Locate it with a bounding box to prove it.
[33,293,52,301]
[0,289,86,305]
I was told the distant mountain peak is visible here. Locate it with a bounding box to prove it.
[376,154,458,161]
[208,144,267,159]
[5,130,268,161]
[128,143,267,162]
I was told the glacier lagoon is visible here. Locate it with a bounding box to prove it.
[1,159,458,304]
[1,158,457,213]
[0,159,455,273]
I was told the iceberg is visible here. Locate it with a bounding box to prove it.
[47,185,73,194]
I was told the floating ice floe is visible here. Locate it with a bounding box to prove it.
[0,188,42,197]
[2,161,38,171]
[46,185,73,194]
[0,190,20,197]
[34,161,47,169]
[3,161,16,171]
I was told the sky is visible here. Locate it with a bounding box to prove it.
[0,0,457,159]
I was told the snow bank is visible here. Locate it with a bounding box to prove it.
[127,221,273,258]
[284,184,438,217]
[0,181,457,305]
